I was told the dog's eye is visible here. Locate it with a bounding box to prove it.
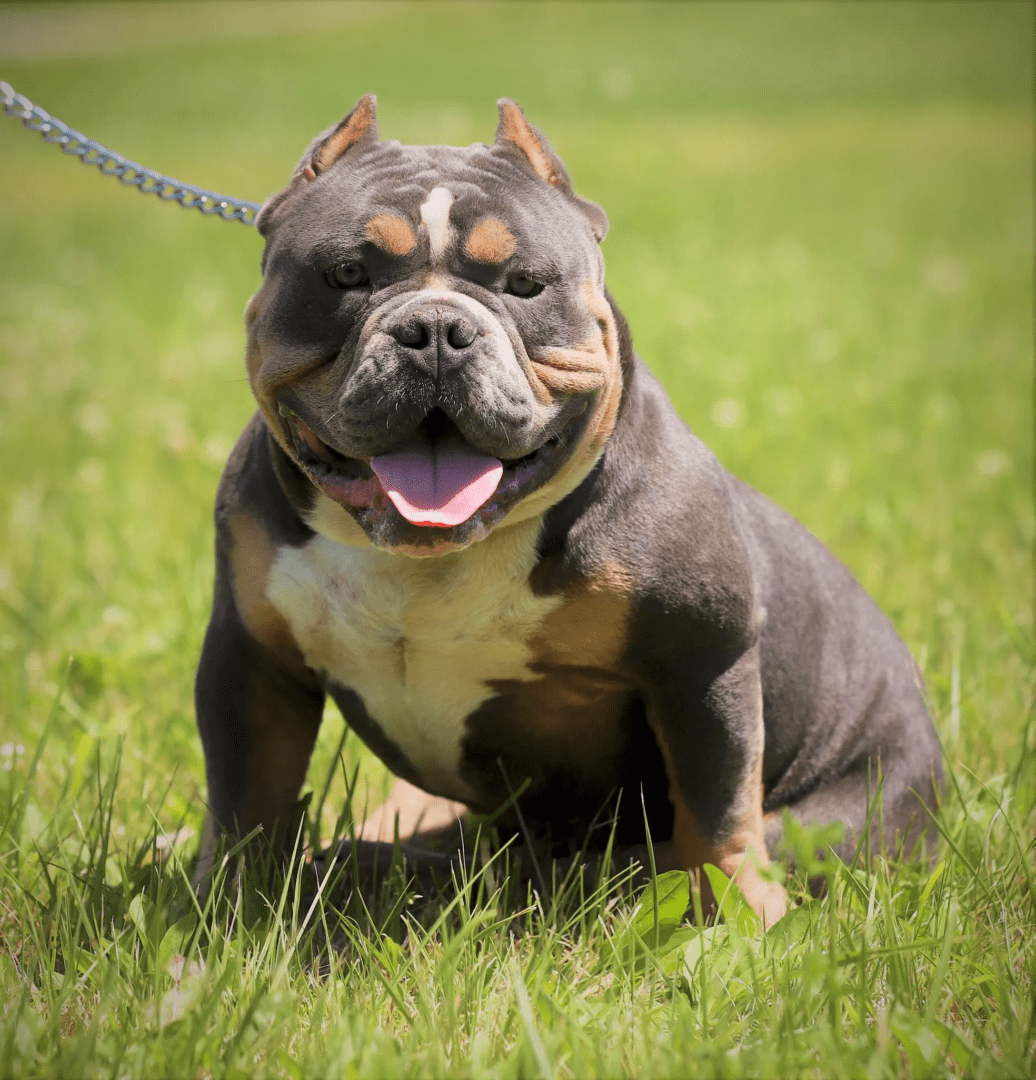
[504,272,544,298]
[325,262,369,289]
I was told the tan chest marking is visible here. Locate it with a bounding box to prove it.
[264,519,561,798]
[465,560,636,792]
[226,512,298,657]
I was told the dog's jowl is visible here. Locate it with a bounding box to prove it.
[193,95,942,923]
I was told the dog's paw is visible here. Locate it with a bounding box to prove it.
[743,876,789,928]
[719,850,789,928]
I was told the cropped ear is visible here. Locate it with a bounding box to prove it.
[495,99,569,187]
[256,94,379,236]
[494,99,608,242]
[299,93,379,180]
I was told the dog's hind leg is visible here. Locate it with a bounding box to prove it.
[763,741,943,874]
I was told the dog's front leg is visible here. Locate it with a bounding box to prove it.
[644,641,787,927]
[193,548,325,893]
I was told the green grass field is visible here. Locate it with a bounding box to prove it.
[1,3,1033,1076]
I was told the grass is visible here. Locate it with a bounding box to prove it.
[0,2,1033,1076]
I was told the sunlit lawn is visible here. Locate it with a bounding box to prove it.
[0,3,1032,1076]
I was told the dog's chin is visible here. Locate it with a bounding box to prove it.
[283,411,581,557]
[353,506,493,558]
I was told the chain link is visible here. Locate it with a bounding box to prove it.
[1,80,261,225]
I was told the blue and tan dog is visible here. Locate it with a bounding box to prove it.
[193,96,942,923]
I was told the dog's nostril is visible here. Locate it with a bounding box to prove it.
[393,322,430,349]
[446,319,477,350]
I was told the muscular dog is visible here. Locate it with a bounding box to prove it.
[193,95,942,923]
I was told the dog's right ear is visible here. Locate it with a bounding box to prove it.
[256,94,379,236]
[297,94,379,180]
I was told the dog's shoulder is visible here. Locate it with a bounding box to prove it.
[214,412,313,545]
[210,412,316,657]
[536,355,762,656]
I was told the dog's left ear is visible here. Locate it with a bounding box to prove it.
[256,94,379,236]
[494,99,608,242]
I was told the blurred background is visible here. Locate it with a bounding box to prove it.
[0,2,1031,837]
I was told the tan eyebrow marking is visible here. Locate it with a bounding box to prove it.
[464,218,517,264]
[365,214,417,256]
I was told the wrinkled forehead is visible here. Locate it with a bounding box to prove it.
[271,140,602,275]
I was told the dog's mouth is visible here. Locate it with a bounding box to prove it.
[282,406,571,531]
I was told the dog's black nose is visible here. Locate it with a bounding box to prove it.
[392,321,430,350]
[388,309,477,359]
[446,318,477,350]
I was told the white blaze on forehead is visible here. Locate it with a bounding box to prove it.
[420,186,455,260]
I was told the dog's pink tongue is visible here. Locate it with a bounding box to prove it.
[371,434,503,527]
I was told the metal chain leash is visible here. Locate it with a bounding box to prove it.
[1,80,261,225]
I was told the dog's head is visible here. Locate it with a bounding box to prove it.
[247,95,622,556]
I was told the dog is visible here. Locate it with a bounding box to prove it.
[192,95,942,923]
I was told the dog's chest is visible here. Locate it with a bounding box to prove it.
[264,524,561,798]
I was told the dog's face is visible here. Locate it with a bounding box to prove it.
[245,96,622,556]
